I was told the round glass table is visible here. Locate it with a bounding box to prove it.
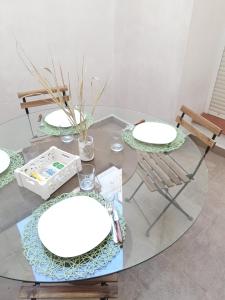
[0,106,207,283]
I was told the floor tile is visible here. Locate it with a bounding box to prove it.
[118,255,207,300]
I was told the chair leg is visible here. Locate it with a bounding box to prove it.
[126,173,193,236]
[27,114,36,138]
[132,196,153,227]
[169,199,193,221]
[146,202,172,236]
[100,282,108,300]
[125,181,144,202]
[145,191,193,236]
[156,183,193,220]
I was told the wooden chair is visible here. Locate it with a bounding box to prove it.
[19,274,118,300]
[17,86,69,138]
[126,105,222,236]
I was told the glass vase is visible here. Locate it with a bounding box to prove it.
[78,135,94,161]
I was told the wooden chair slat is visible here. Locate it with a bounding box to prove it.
[20,96,70,109]
[152,153,183,185]
[138,157,165,190]
[142,153,175,188]
[17,86,68,98]
[181,105,222,136]
[176,116,216,148]
[137,165,157,192]
[19,284,118,299]
[76,274,118,284]
[19,274,118,299]
[157,153,190,183]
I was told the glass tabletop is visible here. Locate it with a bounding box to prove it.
[0,106,207,283]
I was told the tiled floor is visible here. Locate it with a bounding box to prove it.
[0,150,225,299]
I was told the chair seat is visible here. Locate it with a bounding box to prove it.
[137,152,190,192]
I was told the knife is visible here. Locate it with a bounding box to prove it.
[134,119,145,126]
[111,216,118,243]
[113,209,123,243]
[123,119,146,132]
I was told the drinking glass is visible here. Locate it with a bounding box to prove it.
[110,135,124,152]
[59,127,74,143]
[78,164,95,192]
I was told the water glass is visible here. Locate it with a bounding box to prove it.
[78,164,95,192]
[111,135,124,152]
[59,127,74,143]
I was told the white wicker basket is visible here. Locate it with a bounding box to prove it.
[15,146,81,200]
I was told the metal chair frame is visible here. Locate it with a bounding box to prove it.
[17,86,68,138]
[126,106,222,236]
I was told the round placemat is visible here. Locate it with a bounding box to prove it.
[0,148,24,189]
[122,125,186,153]
[39,112,94,136]
[21,191,126,280]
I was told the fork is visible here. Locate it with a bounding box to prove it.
[105,201,118,244]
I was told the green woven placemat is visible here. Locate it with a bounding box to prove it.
[39,113,94,136]
[122,125,186,153]
[0,148,24,189]
[21,191,126,280]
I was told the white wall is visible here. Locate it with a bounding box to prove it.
[0,0,115,123]
[113,0,194,122]
[1,0,225,124]
[178,0,225,117]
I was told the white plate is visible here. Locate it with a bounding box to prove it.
[38,196,111,258]
[0,150,10,174]
[132,122,177,144]
[45,109,83,128]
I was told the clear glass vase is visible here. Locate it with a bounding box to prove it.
[78,135,94,161]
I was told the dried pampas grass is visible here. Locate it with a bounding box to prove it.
[17,43,107,140]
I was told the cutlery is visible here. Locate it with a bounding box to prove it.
[134,119,146,126]
[113,209,123,243]
[106,203,118,244]
[123,119,145,132]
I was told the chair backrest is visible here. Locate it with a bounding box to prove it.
[17,85,69,138]
[176,105,222,150]
[17,85,69,112]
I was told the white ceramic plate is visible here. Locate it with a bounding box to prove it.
[0,150,10,174]
[44,109,83,128]
[38,196,111,258]
[132,122,177,144]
